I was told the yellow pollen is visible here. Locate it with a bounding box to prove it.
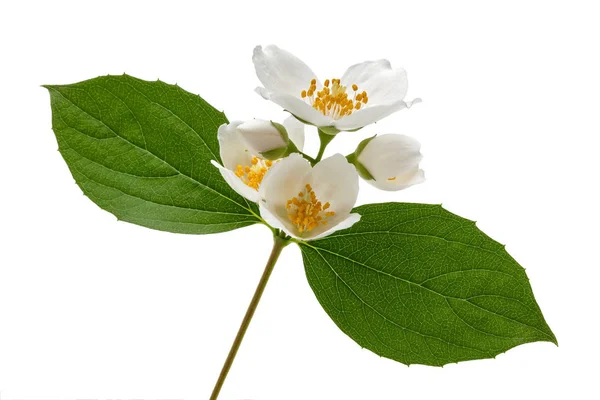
[235,156,274,190]
[387,176,397,181]
[300,78,368,119]
[286,184,336,234]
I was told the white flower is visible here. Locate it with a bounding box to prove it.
[211,117,305,202]
[258,153,360,240]
[253,44,420,132]
[237,117,305,157]
[357,134,425,191]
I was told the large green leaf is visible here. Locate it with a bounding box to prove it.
[300,203,556,366]
[45,75,260,234]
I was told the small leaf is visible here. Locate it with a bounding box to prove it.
[45,75,261,234]
[300,203,556,366]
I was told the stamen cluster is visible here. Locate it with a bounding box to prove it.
[286,184,335,233]
[301,79,369,119]
[235,157,273,190]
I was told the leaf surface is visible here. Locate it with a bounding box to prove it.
[45,75,260,234]
[300,203,556,366]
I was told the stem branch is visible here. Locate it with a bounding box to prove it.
[209,232,289,400]
[315,129,336,162]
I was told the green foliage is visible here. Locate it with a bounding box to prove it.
[300,203,556,366]
[45,75,260,234]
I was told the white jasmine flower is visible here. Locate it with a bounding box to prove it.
[258,153,360,240]
[357,134,425,191]
[211,117,305,202]
[253,44,420,133]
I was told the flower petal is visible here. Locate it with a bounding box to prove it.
[210,160,261,202]
[333,100,409,131]
[283,115,305,151]
[258,201,303,239]
[217,121,252,170]
[259,153,312,209]
[309,154,359,218]
[258,153,313,238]
[253,45,319,98]
[341,59,408,106]
[367,168,425,191]
[359,134,422,177]
[267,93,333,128]
[237,119,287,155]
[309,213,361,240]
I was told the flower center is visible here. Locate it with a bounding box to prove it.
[301,78,369,119]
[234,156,273,190]
[286,184,335,233]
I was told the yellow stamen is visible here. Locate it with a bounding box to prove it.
[387,176,397,181]
[286,185,336,234]
[235,156,274,190]
[301,78,368,119]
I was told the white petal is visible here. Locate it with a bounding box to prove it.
[217,121,253,170]
[258,201,303,240]
[211,160,261,202]
[341,59,408,106]
[309,213,361,240]
[268,93,333,128]
[333,100,409,131]
[237,119,287,155]
[253,45,319,98]
[309,154,359,217]
[367,169,425,191]
[259,153,312,208]
[258,153,313,239]
[283,115,305,151]
[341,59,392,87]
[255,86,271,100]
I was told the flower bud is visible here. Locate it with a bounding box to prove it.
[237,119,289,158]
[355,134,424,191]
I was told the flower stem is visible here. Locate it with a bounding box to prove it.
[315,129,336,162]
[298,151,317,165]
[209,231,289,400]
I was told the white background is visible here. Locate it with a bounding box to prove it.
[1,1,599,399]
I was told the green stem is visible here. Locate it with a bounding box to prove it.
[209,231,289,400]
[298,151,317,165]
[315,129,336,162]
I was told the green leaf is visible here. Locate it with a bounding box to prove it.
[299,203,556,366]
[45,75,261,234]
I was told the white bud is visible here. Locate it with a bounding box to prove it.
[357,134,425,191]
[237,119,288,156]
